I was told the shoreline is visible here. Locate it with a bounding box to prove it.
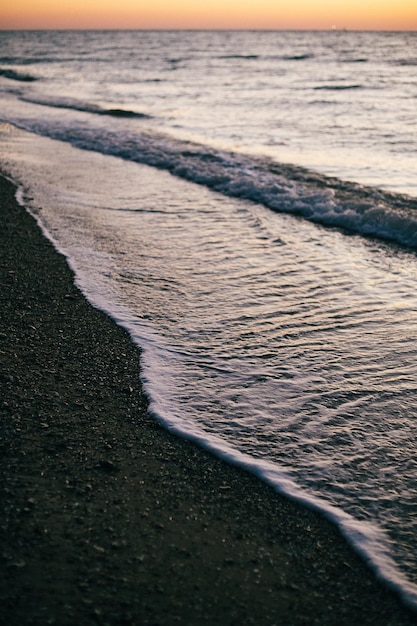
[1,172,416,625]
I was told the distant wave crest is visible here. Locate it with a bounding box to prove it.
[218,54,259,60]
[20,96,150,119]
[283,53,314,61]
[395,58,417,66]
[314,84,362,91]
[0,68,38,82]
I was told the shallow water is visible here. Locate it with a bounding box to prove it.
[1,30,417,610]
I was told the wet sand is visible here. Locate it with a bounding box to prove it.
[1,173,416,626]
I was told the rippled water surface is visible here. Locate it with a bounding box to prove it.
[1,30,416,195]
[1,29,417,609]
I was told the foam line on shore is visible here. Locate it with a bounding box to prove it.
[9,172,417,615]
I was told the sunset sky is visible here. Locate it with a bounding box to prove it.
[0,0,416,31]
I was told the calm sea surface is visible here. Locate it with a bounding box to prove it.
[1,30,417,609]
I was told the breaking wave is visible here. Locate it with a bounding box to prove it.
[4,105,417,251]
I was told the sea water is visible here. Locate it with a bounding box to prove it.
[1,30,417,609]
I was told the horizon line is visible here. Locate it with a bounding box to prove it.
[1,27,416,32]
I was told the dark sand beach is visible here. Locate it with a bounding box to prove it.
[1,172,416,626]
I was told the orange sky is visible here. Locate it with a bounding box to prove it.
[0,0,416,30]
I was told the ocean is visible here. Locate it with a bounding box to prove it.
[1,29,417,609]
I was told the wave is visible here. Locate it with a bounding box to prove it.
[0,58,76,66]
[0,68,38,82]
[395,58,417,67]
[283,53,314,61]
[6,113,417,250]
[0,57,39,65]
[20,96,150,119]
[218,54,259,60]
[342,58,368,63]
[339,57,368,63]
[314,84,362,91]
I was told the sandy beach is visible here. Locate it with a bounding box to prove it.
[1,171,416,626]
